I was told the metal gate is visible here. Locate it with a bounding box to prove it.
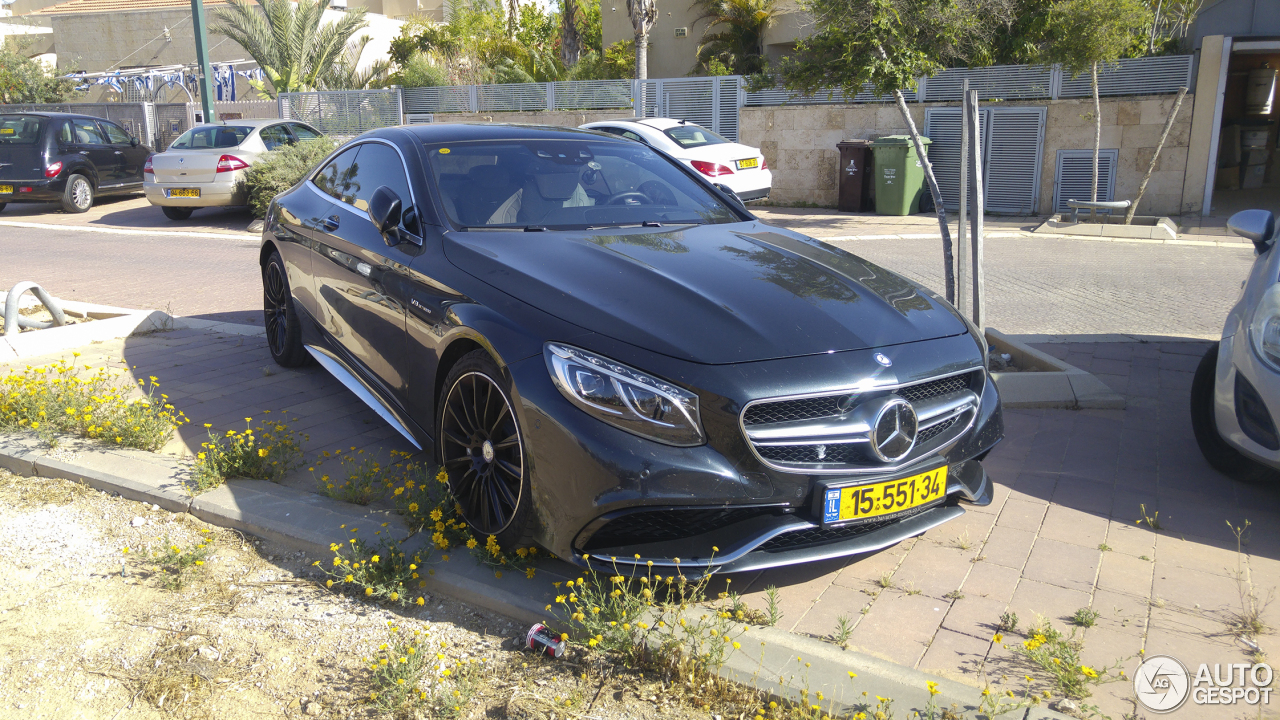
[924,106,1046,215]
[278,89,403,138]
[152,103,195,151]
[634,76,742,141]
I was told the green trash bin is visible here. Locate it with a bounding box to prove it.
[870,135,931,215]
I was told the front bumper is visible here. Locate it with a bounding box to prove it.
[145,176,244,207]
[509,331,1002,572]
[1215,330,1280,468]
[0,177,67,203]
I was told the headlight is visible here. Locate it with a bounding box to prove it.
[545,343,705,446]
[1249,284,1280,371]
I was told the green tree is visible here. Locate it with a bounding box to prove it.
[0,43,75,103]
[211,0,371,98]
[768,0,1010,303]
[321,35,393,89]
[1040,0,1150,208]
[691,0,779,76]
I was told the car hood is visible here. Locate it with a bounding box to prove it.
[443,223,967,365]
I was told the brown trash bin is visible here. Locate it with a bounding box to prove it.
[837,139,874,212]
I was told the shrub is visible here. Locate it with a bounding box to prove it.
[396,52,450,88]
[189,415,306,492]
[240,137,339,218]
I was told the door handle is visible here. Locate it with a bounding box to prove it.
[78,151,89,155]
[114,150,124,155]
[356,262,372,277]
[322,215,340,231]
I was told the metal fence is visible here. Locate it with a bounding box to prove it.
[745,55,1193,106]
[636,76,743,141]
[278,89,402,138]
[401,79,634,115]
[0,102,159,148]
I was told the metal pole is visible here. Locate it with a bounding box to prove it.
[191,0,217,124]
[968,89,985,329]
[956,79,970,317]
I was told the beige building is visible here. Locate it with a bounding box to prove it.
[600,0,804,80]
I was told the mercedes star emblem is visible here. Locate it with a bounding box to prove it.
[874,353,892,367]
[868,397,918,463]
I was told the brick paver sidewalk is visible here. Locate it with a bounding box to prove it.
[0,195,255,237]
[732,340,1280,719]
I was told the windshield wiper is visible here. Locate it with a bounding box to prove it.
[586,220,702,230]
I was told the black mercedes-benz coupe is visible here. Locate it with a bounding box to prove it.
[261,123,1002,573]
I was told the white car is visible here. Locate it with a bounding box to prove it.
[579,118,772,202]
[144,118,323,220]
[1192,209,1280,481]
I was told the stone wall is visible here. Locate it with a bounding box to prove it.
[740,94,1195,216]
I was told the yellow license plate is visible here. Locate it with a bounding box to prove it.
[821,466,948,524]
[168,188,200,198]
[736,158,759,170]
[0,185,11,194]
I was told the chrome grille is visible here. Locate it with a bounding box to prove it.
[741,369,982,473]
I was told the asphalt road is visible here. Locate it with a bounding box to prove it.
[0,220,1255,338]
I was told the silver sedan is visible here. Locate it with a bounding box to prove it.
[144,119,323,220]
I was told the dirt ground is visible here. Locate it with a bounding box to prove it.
[0,468,710,720]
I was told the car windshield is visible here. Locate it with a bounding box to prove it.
[169,125,253,150]
[0,115,44,146]
[662,124,729,149]
[426,139,740,230]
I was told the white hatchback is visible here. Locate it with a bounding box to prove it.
[579,118,772,202]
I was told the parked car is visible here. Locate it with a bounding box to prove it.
[579,118,773,202]
[261,123,1001,573]
[1192,209,1280,481]
[145,119,323,220]
[0,111,151,214]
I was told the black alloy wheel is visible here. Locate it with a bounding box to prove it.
[439,351,532,547]
[262,251,309,367]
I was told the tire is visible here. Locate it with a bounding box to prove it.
[60,174,94,213]
[0,202,7,213]
[261,251,310,368]
[438,350,536,551]
[162,206,193,221]
[1190,342,1275,482]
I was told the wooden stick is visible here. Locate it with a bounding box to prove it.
[1125,87,1188,224]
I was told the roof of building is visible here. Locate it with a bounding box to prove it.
[32,0,233,15]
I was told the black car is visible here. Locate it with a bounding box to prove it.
[262,123,1002,573]
[0,112,152,214]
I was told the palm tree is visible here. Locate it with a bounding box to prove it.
[625,0,657,79]
[691,0,778,76]
[211,0,370,98]
[321,35,393,90]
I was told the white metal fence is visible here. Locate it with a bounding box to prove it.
[278,89,403,138]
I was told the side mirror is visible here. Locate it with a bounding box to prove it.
[714,183,744,208]
[368,185,402,245]
[1228,209,1276,251]
[130,137,139,147]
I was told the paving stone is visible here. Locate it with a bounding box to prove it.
[1155,534,1242,579]
[960,562,1022,602]
[891,539,976,600]
[1023,538,1101,593]
[1096,551,1155,598]
[1150,566,1239,616]
[917,628,992,681]
[847,591,949,668]
[1089,588,1151,637]
[1039,504,1110,548]
[832,545,911,591]
[1007,579,1093,628]
[941,594,1009,640]
[995,498,1049,532]
[979,526,1037,569]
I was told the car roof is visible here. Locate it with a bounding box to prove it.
[396,123,627,144]
[0,111,124,121]
[187,118,300,129]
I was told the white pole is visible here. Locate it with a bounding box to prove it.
[969,89,986,329]
[957,79,970,317]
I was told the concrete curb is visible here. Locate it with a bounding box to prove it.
[0,219,257,242]
[0,432,1069,719]
[987,329,1126,410]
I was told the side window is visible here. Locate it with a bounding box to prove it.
[71,119,107,144]
[260,124,291,151]
[620,130,646,143]
[594,126,623,135]
[312,146,361,203]
[346,143,412,213]
[99,121,132,144]
[58,121,73,145]
[290,123,322,141]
